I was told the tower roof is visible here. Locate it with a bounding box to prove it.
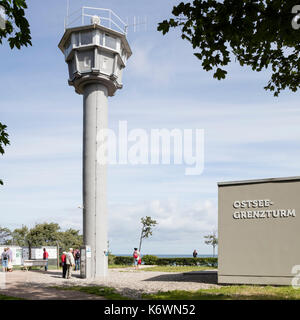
[58,23,132,58]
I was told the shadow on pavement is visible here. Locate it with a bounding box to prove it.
[143,271,218,285]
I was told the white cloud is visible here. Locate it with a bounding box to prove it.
[107,199,217,254]
[127,42,174,85]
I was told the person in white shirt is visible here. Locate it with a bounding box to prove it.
[66,248,75,279]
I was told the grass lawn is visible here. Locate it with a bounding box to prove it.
[52,284,300,300]
[142,285,300,300]
[13,265,58,271]
[0,294,24,300]
[108,264,133,269]
[139,266,216,272]
[52,285,130,300]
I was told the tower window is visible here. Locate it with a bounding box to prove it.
[105,34,116,50]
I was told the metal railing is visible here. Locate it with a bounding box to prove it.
[64,6,128,35]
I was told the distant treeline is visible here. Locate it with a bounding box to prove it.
[0,223,83,252]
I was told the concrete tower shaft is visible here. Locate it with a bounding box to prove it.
[58,11,131,279]
[83,83,108,278]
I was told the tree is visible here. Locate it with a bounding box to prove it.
[0,0,31,185]
[204,231,218,257]
[0,123,9,185]
[26,223,61,247]
[138,216,158,253]
[10,225,29,246]
[0,0,31,49]
[0,222,83,262]
[0,227,11,244]
[58,228,83,253]
[158,1,300,96]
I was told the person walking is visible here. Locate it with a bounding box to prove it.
[6,247,13,272]
[74,249,80,271]
[61,251,67,278]
[133,248,140,270]
[193,249,198,258]
[43,248,49,271]
[66,248,75,279]
[1,248,8,272]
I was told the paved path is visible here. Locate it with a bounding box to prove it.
[0,268,219,300]
[0,270,105,300]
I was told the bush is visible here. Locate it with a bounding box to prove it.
[113,256,218,267]
[200,257,218,267]
[156,257,218,267]
[114,256,133,265]
[108,254,116,265]
[142,255,159,265]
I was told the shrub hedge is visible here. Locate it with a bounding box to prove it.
[154,257,218,267]
[108,254,116,265]
[142,255,159,265]
[112,255,218,267]
[113,256,134,265]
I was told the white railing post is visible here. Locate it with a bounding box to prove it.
[65,7,127,33]
[109,10,112,29]
[66,0,69,26]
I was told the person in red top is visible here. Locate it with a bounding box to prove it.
[43,248,49,271]
[61,251,67,278]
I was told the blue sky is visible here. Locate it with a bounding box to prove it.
[1,0,300,255]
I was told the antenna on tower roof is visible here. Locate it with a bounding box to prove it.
[64,3,149,34]
[64,5,128,34]
[65,0,70,29]
[126,15,148,33]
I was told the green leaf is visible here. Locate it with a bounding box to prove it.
[0,0,32,49]
[158,0,300,96]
